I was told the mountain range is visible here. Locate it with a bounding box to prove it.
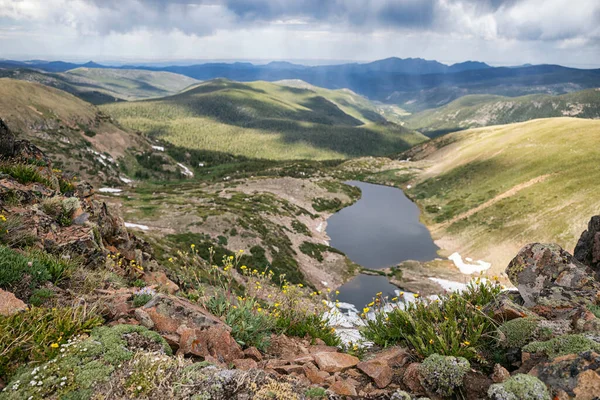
[3,57,600,110]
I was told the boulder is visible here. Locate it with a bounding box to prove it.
[243,346,263,362]
[0,118,15,157]
[491,364,510,383]
[357,359,393,388]
[178,325,244,363]
[486,292,536,322]
[402,363,426,395]
[530,351,600,399]
[303,364,329,385]
[232,358,258,370]
[0,289,27,316]
[329,379,357,396]
[574,216,600,279]
[143,271,179,294]
[313,352,359,373]
[370,346,411,367]
[506,243,600,308]
[135,294,225,334]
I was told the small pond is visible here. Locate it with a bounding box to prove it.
[327,181,439,309]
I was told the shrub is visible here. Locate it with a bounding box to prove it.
[29,288,56,307]
[362,280,502,361]
[305,387,327,398]
[488,374,551,400]
[206,294,276,350]
[132,287,156,307]
[0,305,103,380]
[26,249,80,285]
[419,354,470,397]
[0,245,50,292]
[0,163,51,186]
[312,197,343,212]
[276,312,340,347]
[0,214,37,248]
[41,197,81,227]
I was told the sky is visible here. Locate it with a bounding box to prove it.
[0,0,599,67]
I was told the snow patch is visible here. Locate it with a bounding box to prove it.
[98,188,122,193]
[429,278,468,292]
[448,252,491,274]
[177,163,194,177]
[120,177,133,184]
[152,145,165,152]
[124,222,150,231]
[316,222,324,233]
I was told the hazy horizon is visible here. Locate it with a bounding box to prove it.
[1,0,599,69]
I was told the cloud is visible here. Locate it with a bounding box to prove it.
[0,0,598,66]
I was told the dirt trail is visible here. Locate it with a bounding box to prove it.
[439,174,553,228]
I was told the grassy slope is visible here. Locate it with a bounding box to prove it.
[0,67,200,105]
[406,89,600,136]
[65,67,200,100]
[406,117,600,275]
[0,78,153,183]
[101,79,428,160]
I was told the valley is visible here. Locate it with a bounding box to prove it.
[2,55,600,399]
[100,79,426,160]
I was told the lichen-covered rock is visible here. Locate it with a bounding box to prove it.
[390,390,412,400]
[491,364,510,383]
[498,317,572,349]
[530,351,600,399]
[523,334,600,359]
[419,354,470,397]
[486,292,536,322]
[574,215,600,279]
[488,374,550,400]
[505,243,600,308]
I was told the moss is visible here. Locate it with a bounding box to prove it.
[253,379,298,400]
[522,334,600,358]
[3,325,171,400]
[419,354,470,396]
[488,374,551,400]
[305,387,327,398]
[498,317,540,348]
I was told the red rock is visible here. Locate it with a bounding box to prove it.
[244,346,263,362]
[232,358,257,370]
[357,359,393,388]
[137,294,225,334]
[372,346,410,367]
[308,345,338,354]
[0,289,27,316]
[329,379,357,396]
[491,364,510,383]
[143,271,179,294]
[274,364,305,375]
[290,355,315,364]
[314,352,359,373]
[178,325,244,363]
[303,364,329,385]
[265,359,290,369]
[403,363,426,395]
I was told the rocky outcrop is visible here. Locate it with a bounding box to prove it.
[506,243,600,310]
[0,119,15,158]
[575,215,600,279]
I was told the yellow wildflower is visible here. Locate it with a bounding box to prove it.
[50,343,59,348]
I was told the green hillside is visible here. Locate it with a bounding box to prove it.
[101,79,428,160]
[401,117,600,275]
[0,67,200,104]
[65,67,200,100]
[0,78,179,184]
[406,89,600,137]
